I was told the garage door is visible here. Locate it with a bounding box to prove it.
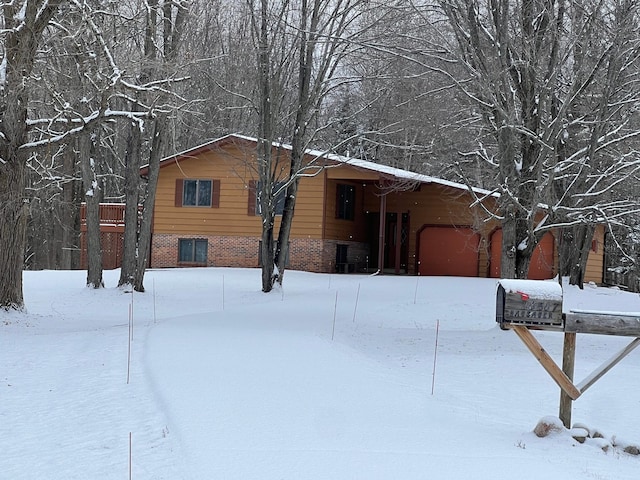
[489,229,554,279]
[418,226,480,276]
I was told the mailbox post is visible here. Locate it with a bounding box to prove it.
[496,279,640,428]
[496,279,578,427]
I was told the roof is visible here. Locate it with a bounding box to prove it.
[144,133,495,197]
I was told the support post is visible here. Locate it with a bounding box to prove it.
[577,337,640,393]
[511,326,581,400]
[395,214,402,274]
[559,332,576,428]
[377,193,387,273]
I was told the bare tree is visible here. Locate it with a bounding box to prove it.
[0,1,67,309]
[247,0,374,292]
[425,0,640,282]
[118,0,189,292]
[550,0,640,286]
[0,0,150,309]
[79,130,105,288]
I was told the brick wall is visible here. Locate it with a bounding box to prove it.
[151,234,370,273]
[322,239,371,272]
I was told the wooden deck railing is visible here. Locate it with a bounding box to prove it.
[80,203,126,226]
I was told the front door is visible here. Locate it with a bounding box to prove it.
[384,212,409,273]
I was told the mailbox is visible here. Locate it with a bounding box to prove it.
[496,279,564,330]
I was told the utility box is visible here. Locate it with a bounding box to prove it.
[496,279,564,331]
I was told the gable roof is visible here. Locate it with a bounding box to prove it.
[144,133,495,197]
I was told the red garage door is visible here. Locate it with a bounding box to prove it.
[418,226,480,276]
[489,229,554,279]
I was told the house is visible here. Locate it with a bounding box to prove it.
[134,134,604,283]
[79,203,126,270]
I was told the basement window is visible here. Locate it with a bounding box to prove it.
[178,238,208,264]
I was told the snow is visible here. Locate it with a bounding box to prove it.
[157,134,498,198]
[498,278,563,300]
[0,56,6,89]
[14,2,27,22]
[3,269,640,479]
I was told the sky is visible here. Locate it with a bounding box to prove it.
[2,268,640,479]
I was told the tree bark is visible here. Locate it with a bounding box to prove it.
[60,148,78,270]
[0,1,63,309]
[118,124,143,288]
[80,134,104,288]
[569,224,595,288]
[133,117,167,292]
[275,178,299,285]
[0,161,28,309]
[500,205,517,278]
[255,0,277,293]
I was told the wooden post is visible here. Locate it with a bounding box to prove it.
[511,326,581,400]
[559,332,576,428]
[395,214,402,274]
[577,337,640,393]
[377,193,387,273]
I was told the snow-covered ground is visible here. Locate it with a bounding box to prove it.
[2,268,640,479]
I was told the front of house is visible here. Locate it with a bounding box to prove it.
[77,134,607,283]
[137,134,604,283]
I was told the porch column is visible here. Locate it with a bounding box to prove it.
[395,214,402,274]
[377,193,387,273]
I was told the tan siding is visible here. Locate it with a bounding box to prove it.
[323,180,367,242]
[359,184,499,274]
[153,147,326,240]
[326,166,380,181]
[585,224,605,284]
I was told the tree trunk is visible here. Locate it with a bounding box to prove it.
[118,124,143,288]
[557,227,574,278]
[500,204,517,278]
[133,117,167,292]
[569,224,595,289]
[515,220,535,280]
[0,160,28,310]
[80,134,104,288]
[256,0,277,293]
[261,223,276,292]
[60,147,77,270]
[275,178,300,285]
[0,2,62,309]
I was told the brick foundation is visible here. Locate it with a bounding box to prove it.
[150,234,370,273]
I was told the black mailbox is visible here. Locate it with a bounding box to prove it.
[496,279,564,331]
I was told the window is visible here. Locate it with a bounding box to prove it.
[336,183,356,220]
[178,239,208,264]
[175,179,220,207]
[183,179,212,206]
[255,181,286,215]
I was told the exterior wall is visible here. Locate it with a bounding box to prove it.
[153,138,604,281]
[323,177,368,243]
[153,143,326,239]
[150,233,368,273]
[360,183,500,276]
[585,224,605,284]
[322,239,371,272]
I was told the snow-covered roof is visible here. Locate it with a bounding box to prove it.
[153,133,496,197]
